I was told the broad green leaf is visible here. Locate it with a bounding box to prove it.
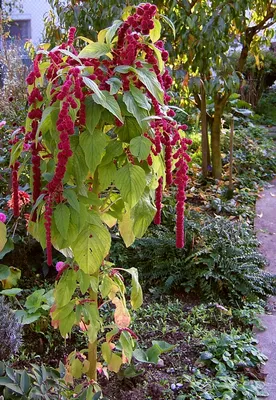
[102,342,112,363]
[0,264,10,280]
[51,300,75,322]
[151,341,176,353]
[25,289,45,313]
[80,130,107,175]
[69,136,89,194]
[64,189,80,213]
[79,42,111,58]
[150,18,161,43]
[77,270,91,295]
[72,222,111,274]
[98,162,116,191]
[106,20,123,44]
[83,77,105,103]
[130,84,151,111]
[101,140,123,165]
[55,269,77,308]
[106,77,122,95]
[100,274,114,298]
[0,378,23,395]
[116,117,142,143]
[123,92,148,129]
[20,370,31,394]
[134,68,164,104]
[54,204,70,240]
[129,136,152,160]
[121,267,143,310]
[59,310,76,337]
[10,140,23,167]
[119,331,133,363]
[17,311,41,325]
[118,208,135,247]
[85,97,102,134]
[92,90,123,123]
[0,238,14,260]
[133,348,149,363]
[132,194,156,238]
[115,164,146,208]
[146,344,160,363]
[0,288,22,296]
[0,221,7,252]
[71,359,83,379]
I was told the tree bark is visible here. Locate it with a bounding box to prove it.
[211,105,223,180]
[200,81,209,178]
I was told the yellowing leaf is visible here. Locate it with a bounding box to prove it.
[118,208,135,247]
[108,353,122,373]
[150,18,161,43]
[112,297,131,328]
[0,221,7,252]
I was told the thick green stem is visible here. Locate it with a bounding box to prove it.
[87,286,98,381]
[87,167,100,381]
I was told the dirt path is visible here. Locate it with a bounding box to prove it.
[255,178,276,398]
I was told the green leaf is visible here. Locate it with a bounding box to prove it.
[92,90,123,123]
[72,221,111,274]
[83,77,105,103]
[130,84,151,111]
[129,136,152,160]
[10,140,23,167]
[64,189,80,213]
[80,129,107,175]
[79,42,111,58]
[115,164,146,208]
[69,136,89,195]
[146,344,160,364]
[106,20,123,44]
[0,288,22,296]
[159,14,175,38]
[71,359,83,379]
[101,140,123,165]
[134,68,164,104]
[121,267,143,310]
[98,161,116,191]
[102,342,112,363]
[0,222,7,252]
[85,97,102,134]
[0,264,10,280]
[59,310,76,337]
[0,377,23,394]
[132,194,156,238]
[200,351,214,360]
[133,348,149,363]
[55,269,77,308]
[54,204,70,240]
[123,92,148,129]
[25,289,45,313]
[119,331,133,362]
[17,311,41,325]
[106,77,122,95]
[151,341,176,353]
[0,238,14,260]
[150,18,161,43]
[116,117,142,143]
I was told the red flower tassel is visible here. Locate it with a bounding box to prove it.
[154,177,163,225]
[12,161,20,217]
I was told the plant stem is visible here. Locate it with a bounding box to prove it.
[87,286,98,381]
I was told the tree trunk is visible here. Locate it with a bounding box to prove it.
[229,118,234,192]
[211,104,223,180]
[200,82,209,178]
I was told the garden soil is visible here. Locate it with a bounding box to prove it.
[255,178,276,399]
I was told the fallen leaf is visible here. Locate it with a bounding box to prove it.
[257,212,263,218]
[270,192,276,197]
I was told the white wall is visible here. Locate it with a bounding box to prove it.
[11,0,51,45]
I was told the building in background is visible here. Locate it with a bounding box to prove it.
[9,0,51,47]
